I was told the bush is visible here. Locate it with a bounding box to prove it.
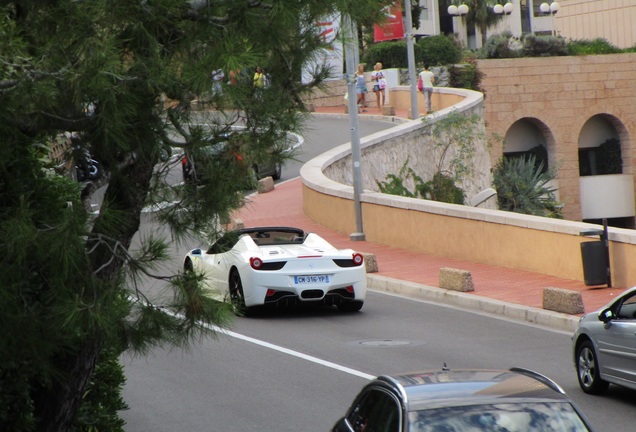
[449,58,484,92]
[416,172,465,204]
[480,32,523,59]
[567,38,622,56]
[522,34,568,57]
[417,34,463,66]
[375,161,465,205]
[492,154,563,218]
[362,40,420,69]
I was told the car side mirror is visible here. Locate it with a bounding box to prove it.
[191,248,202,256]
[599,308,614,323]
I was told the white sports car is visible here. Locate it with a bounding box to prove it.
[183,226,367,314]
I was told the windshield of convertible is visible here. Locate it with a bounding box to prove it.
[242,227,305,246]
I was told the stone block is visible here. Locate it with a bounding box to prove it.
[382,105,396,116]
[439,267,474,292]
[360,252,378,273]
[233,219,245,229]
[257,176,275,194]
[543,287,584,315]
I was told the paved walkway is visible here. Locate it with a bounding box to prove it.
[232,105,627,327]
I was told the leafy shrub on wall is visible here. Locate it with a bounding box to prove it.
[522,34,568,57]
[567,38,622,56]
[449,58,484,92]
[492,155,563,218]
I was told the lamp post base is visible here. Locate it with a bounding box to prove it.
[350,232,366,241]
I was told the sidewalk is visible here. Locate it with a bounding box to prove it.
[233,107,626,331]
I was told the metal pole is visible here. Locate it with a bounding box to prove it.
[603,218,612,287]
[343,15,365,241]
[404,0,418,119]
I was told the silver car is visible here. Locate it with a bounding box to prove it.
[333,367,595,431]
[572,285,636,394]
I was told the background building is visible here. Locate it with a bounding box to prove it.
[430,0,636,49]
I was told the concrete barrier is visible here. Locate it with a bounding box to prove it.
[439,267,474,292]
[360,252,378,273]
[257,176,274,194]
[543,287,584,315]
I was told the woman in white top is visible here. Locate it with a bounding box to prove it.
[370,62,387,111]
[418,64,435,113]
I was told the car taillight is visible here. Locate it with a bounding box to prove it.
[352,253,364,266]
[250,257,263,269]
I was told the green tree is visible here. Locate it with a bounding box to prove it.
[0,1,386,430]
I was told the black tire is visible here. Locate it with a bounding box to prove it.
[229,270,252,316]
[337,300,364,313]
[272,163,282,180]
[184,258,193,272]
[576,339,609,395]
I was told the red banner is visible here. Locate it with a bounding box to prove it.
[373,3,404,42]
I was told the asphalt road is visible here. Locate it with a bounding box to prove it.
[120,115,635,431]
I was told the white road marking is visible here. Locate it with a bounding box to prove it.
[134,296,375,381]
[208,324,375,381]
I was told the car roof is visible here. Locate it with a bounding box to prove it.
[376,368,570,411]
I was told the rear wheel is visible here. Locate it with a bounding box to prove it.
[229,270,252,316]
[576,339,609,394]
[337,300,364,313]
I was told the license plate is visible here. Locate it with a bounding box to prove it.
[294,275,330,284]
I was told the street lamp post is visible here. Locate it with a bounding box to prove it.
[448,4,469,47]
[404,0,418,119]
[540,2,560,36]
[342,14,365,241]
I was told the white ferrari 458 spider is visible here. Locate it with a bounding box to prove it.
[183,226,367,314]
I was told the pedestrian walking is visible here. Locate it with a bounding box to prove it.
[371,62,386,111]
[418,64,435,113]
[355,64,368,111]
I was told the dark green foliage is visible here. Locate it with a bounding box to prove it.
[479,34,631,59]
[417,34,463,66]
[480,32,523,59]
[596,138,623,175]
[417,172,465,204]
[362,40,420,69]
[492,155,563,218]
[567,38,622,56]
[375,160,416,197]
[0,0,389,429]
[449,59,484,92]
[522,34,568,57]
[376,161,465,204]
[73,348,129,432]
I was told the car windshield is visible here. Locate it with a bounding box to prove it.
[408,402,591,432]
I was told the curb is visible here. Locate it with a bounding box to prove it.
[367,274,580,333]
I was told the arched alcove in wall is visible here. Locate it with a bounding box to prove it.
[577,114,634,228]
[502,117,556,172]
[578,115,622,176]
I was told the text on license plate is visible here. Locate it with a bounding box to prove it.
[294,275,330,284]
